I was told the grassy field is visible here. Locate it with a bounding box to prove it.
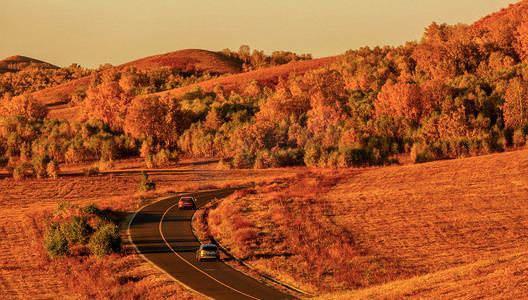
[203,149,528,298]
[2,150,527,298]
[0,158,303,299]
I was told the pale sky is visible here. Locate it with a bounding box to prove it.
[1,0,519,69]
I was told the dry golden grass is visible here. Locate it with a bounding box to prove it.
[204,149,528,298]
[0,159,303,299]
[149,56,338,100]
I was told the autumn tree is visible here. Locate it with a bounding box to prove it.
[503,77,528,128]
[79,82,133,128]
[0,93,48,119]
[374,81,425,123]
[124,95,187,147]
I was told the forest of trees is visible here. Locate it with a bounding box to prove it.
[1,2,528,178]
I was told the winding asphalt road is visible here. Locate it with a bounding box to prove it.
[128,189,296,300]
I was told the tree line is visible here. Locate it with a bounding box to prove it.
[2,4,528,177]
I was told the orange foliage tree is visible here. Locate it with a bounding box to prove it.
[124,95,187,147]
[0,93,48,119]
[374,82,425,123]
[79,82,133,128]
[503,77,528,128]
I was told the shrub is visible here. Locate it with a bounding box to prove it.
[46,159,60,179]
[65,216,91,245]
[82,203,101,215]
[44,223,69,257]
[88,223,122,257]
[32,154,51,179]
[232,151,256,169]
[276,148,304,167]
[12,161,32,179]
[138,171,156,192]
[339,148,372,167]
[254,150,274,169]
[216,158,231,169]
[513,129,526,147]
[83,167,99,176]
[304,145,322,167]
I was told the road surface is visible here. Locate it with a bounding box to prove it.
[128,189,296,300]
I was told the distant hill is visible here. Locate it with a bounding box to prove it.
[120,49,244,74]
[34,49,244,108]
[0,55,58,74]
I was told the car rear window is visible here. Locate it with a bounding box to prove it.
[202,246,217,251]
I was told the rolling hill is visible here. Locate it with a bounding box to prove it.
[0,55,58,74]
[34,49,245,108]
[204,148,528,297]
[46,51,335,121]
[138,55,338,100]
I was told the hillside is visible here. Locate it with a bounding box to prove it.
[35,49,244,108]
[0,55,58,74]
[472,0,528,28]
[204,149,528,297]
[0,158,302,298]
[119,49,243,74]
[140,55,337,100]
[47,53,332,122]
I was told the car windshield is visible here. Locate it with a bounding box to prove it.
[202,246,217,251]
[181,198,192,201]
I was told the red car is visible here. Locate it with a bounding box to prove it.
[178,196,196,210]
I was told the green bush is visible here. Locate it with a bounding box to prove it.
[32,154,52,178]
[12,162,32,179]
[339,148,373,167]
[88,223,122,257]
[274,148,304,167]
[44,223,69,257]
[232,151,256,169]
[46,159,60,179]
[303,145,322,167]
[138,170,156,191]
[82,203,101,215]
[65,216,91,244]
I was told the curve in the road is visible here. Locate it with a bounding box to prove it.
[128,189,296,300]
[159,201,259,300]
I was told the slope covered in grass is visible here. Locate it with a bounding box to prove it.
[147,55,337,99]
[0,55,58,74]
[205,149,528,297]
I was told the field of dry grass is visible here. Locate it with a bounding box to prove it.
[203,149,528,297]
[3,148,527,298]
[0,158,303,299]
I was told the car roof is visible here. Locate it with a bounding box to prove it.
[200,244,217,248]
[180,196,194,199]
